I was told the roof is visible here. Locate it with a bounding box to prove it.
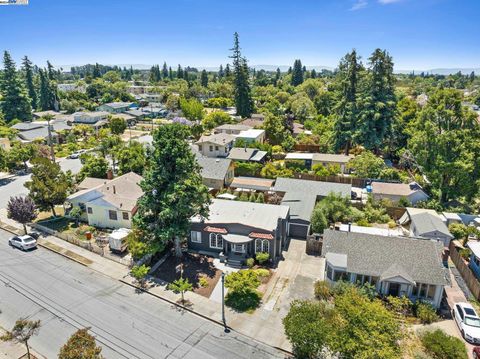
[240,118,264,128]
[215,124,252,132]
[227,147,267,162]
[322,230,448,286]
[274,177,351,222]
[235,129,265,139]
[111,113,135,121]
[313,153,354,164]
[194,199,289,232]
[372,182,426,197]
[468,241,480,258]
[410,212,453,239]
[78,177,109,190]
[285,152,314,160]
[125,109,145,117]
[11,122,44,131]
[32,110,61,118]
[196,133,235,146]
[195,153,232,181]
[230,177,274,191]
[100,102,133,109]
[16,127,53,141]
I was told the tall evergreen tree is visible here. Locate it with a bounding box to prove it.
[334,50,363,155]
[291,59,304,86]
[168,66,173,80]
[162,62,168,79]
[225,63,231,77]
[38,68,57,111]
[274,67,281,86]
[177,64,184,79]
[201,70,208,87]
[92,63,101,78]
[22,56,37,110]
[46,60,56,81]
[357,49,396,152]
[183,69,189,82]
[230,32,253,118]
[0,51,32,122]
[311,69,317,79]
[218,64,224,78]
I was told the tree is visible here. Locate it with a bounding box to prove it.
[291,59,304,86]
[92,63,101,78]
[109,117,127,135]
[7,196,37,234]
[334,50,363,154]
[133,124,210,257]
[202,111,232,130]
[7,143,37,170]
[162,62,169,79]
[179,98,204,122]
[22,56,37,110]
[25,157,72,216]
[0,51,32,122]
[200,69,208,87]
[357,49,396,152]
[310,207,328,234]
[38,68,57,111]
[347,150,385,178]
[1,318,41,359]
[69,206,82,227]
[230,32,254,118]
[58,328,103,359]
[78,155,108,181]
[263,113,288,145]
[130,264,150,288]
[177,64,184,79]
[168,277,193,304]
[118,141,146,175]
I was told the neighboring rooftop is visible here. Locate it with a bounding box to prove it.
[227,147,267,162]
[313,153,354,163]
[230,177,275,191]
[235,129,265,139]
[215,124,252,132]
[195,152,232,181]
[196,133,236,146]
[194,199,289,232]
[372,182,425,196]
[410,212,454,239]
[322,230,448,286]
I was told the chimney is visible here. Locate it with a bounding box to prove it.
[107,169,113,180]
[113,185,116,194]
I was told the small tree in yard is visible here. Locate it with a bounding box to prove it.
[1,318,41,359]
[168,277,193,304]
[58,327,103,359]
[109,117,127,135]
[7,196,37,234]
[130,264,150,288]
[69,206,82,227]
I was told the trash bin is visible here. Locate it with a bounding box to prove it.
[85,231,92,240]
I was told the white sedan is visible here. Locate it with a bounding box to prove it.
[8,235,37,251]
[453,302,480,344]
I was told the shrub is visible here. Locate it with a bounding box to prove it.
[130,264,150,287]
[356,218,372,227]
[224,270,262,312]
[420,329,467,359]
[255,252,270,264]
[255,268,270,278]
[415,302,439,324]
[246,257,255,268]
[314,280,331,301]
[255,193,265,203]
[459,248,471,261]
[388,220,397,229]
[199,276,209,288]
[310,207,328,234]
[386,295,413,317]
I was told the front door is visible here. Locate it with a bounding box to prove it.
[388,282,400,297]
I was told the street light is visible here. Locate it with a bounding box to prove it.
[221,272,230,333]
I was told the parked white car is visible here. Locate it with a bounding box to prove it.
[9,235,37,251]
[453,302,480,344]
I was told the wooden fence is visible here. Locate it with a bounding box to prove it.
[293,144,321,152]
[306,234,323,256]
[449,241,480,300]
[293,173,368,188]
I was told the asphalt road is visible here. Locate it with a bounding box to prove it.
[0,158,82,209]
[0,228,287,359]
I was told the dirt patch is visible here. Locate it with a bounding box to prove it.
[153,253,221,298]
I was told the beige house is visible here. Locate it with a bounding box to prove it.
[0,138,11,151]
[66,172,143,229]
[195,133,235,158]
[371,182,429,205]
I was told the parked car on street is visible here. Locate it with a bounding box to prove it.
[453,302,480,343]
[8,235,37,251]
[68,149,87,159]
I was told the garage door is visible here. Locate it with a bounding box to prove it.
[288,223,309,239]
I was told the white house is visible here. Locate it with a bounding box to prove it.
[66,172,143,229]
[195,133,235,158]
[322,230,448,308]
[234,129,265,144]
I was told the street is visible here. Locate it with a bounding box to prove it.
[0,228,287,359]
[0,158,82,209]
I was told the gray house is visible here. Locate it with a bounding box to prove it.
[189,199,290,267]
[273,178,351,238]
[410,212,454,247]
[322,230,448,308]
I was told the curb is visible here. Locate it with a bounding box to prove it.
[37,242,89,267]
[119,279,293,357]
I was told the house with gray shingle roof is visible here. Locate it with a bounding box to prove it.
[227,147,267,163]
[410,212,454,247]
[194,152,234,190]
[322,229,448,308]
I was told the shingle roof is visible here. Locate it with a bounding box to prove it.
[312,153,354,164]
[195,153,232,181]
[411,212,453,239]
[372,182,425,196]
[215,124,252,131]
[322,230,448,286]
[196,133,235,146]
[227,147,267,162]
[11,122,44,131]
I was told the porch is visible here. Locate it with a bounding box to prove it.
[219,233,254,268]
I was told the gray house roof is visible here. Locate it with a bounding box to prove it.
[411,212,453,239]
[322,230,448,286]
[11,122,44,131]
[195,152,232,181]
[227,147,267,162]
[273,177,351,223]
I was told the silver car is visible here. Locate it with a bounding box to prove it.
[9,235,37,251]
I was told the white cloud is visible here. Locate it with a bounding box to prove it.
[350,0,368,11]
[378,0,403,4]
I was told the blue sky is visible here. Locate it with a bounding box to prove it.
[0,0,479,71]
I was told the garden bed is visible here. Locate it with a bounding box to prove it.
[153,252,221,298]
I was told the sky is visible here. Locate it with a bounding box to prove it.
[0,0,479,71]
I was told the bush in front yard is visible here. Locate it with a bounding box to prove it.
[225,270,261,312]
[420,329,467,359]
[415,301,439,324]
[246,257,255,268]
[314,280,331,301]
[459,248,471,261]
[255,252,269,264]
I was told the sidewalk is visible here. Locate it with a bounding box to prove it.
[0,328,45,359]
[0,218,293,353]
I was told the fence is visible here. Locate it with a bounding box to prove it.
[32,222,133,267]
[293,144,321,152]
[306,234,323,256]
[293,173,368,188]
[449,241,480,300]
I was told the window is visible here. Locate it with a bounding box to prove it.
[198,145,202,151]
[326,265,333,280]
[415,283,436,300]
[191,231,202,243]
[87,207,93,214]
[122,212,129,220]
[209,233,223,249]
[333,270,348,282]
[209,145,213,152]
[255,239,269,253]
[109,210,118,220]
[232,244,245,253]
[427,285,436,300]
[224,147,228,153]
[78,202,86,211]
[215,146,219,151]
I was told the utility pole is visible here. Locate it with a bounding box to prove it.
[221,272,230,333]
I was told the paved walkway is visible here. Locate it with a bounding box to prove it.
[0,327,45,359]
